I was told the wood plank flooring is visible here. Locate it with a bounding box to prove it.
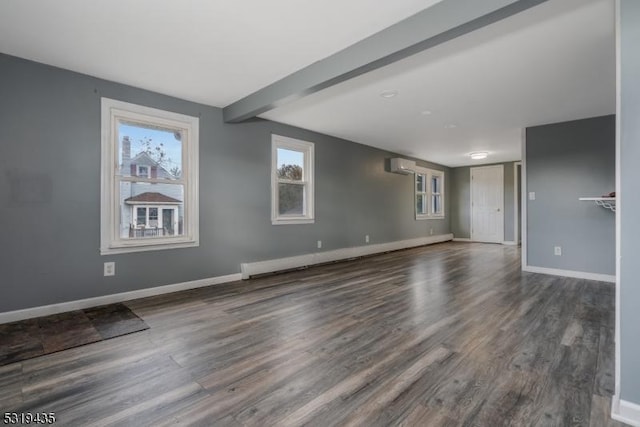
[0,242,624,426]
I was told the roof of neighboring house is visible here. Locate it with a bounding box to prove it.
[124,192,182,204]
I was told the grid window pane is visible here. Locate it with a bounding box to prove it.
[118,121,183,180]
[416,174,425,192]
[136,207,146,225]
[276,148,304,181]
[432,176,441,193]
[278,183,304,215]
[432,195,442,214]
[416,195,426,215]
[120,182,185,239]
[149,208,159,227]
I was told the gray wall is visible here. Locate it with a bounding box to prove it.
[0,54,451,313]
[525,115,615,275]
[619,0,640,405]
[450,162,518,242]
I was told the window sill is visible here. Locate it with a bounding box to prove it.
[272,218,315,225]
[416,215,446,221]
[101,239,199,255]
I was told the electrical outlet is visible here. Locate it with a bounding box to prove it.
[365,235,370,243]
[317,240,322,249]
[529,192,536,200]
[430,228,434,235]
[104,262,115,276]
[554,246,562,256]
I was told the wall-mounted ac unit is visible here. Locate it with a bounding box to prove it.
[390,158,416,174]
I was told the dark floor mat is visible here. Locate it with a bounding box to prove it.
[0,303,149,366]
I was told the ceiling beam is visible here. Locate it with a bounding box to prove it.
[223,0,548,123]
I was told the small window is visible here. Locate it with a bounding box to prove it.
[137,165,149,178]
[415,168,445,219]
[101,98,199,254]
[136,207,147,226]
[271,135,314,225]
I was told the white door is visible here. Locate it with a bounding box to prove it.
[471,165,504,243]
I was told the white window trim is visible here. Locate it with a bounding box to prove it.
[100,98,199,255]
[271,134,315,225]
[415,166,445,220]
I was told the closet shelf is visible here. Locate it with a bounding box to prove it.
[579,197,616,212]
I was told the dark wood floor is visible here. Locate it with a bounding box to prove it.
[1,242,624,426]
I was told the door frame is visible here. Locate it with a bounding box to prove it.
[514,161,522,245]
[470,164,505,243]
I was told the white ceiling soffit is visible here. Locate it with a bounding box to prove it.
[0,0,441,108]
[261,0,615,167]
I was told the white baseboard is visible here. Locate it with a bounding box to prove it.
[452,238,517,246]
[241,234,454,279]
[522,265,615,283]
[612,395,640,426]
[0,273,242,325]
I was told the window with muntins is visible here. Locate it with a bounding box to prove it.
[101,98,199,254]
[271,135,314,225]
[415,167,445,219]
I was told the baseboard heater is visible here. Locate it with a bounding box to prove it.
[240,233,453,279]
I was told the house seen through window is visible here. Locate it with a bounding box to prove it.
[118,125,183,239]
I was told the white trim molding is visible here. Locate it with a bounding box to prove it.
[522,265,615,283]
[453,238,517,246]
[614,0,622,405]
[0,273,241,325]
[514,161,522,245]
[100,97,200,255]
[521,129,528,269]
[414,166,445,220]
[612,396,640,427]
[241,233,454,279]
[271,134,315,225]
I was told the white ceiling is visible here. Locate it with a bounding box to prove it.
[0,0,439,107]
[262,0,616,167]
[0,0,615,168]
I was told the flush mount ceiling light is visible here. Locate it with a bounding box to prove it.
[470,151,489,160]
[444,123,457,129]
[379,90,398,99]
[420,110,432,115]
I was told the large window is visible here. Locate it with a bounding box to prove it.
[415,168,445,219]
[101,98,199,254]
[271,135,314,225]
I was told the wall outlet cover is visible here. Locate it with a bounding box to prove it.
[104,262,115,276]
